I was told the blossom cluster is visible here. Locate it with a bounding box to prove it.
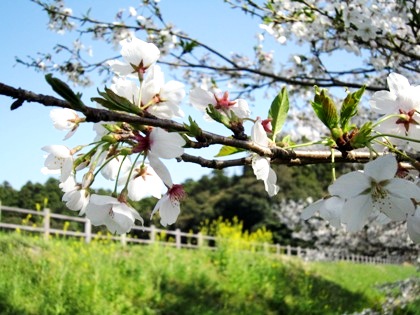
[302,155,420,243]
[301,73,420,243]
[41,34,420,245]
[42,35,279,235]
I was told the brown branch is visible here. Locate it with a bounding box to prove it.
[1,82,418,170]
[0,82,277,157]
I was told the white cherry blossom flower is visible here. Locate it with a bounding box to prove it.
[250,118,279,197]
[100,154,132,181]
[147,153,184,226]
[107,35,160,77]
[110,77,140,105]
[85,194,143,234]
[141,65,185,119]
[49,108,81,140]
[41,145,74,182]
[189,87,250,120]
[329,155,420,232]
[370,73,420,150]
[151,184,185,227]
[59,175,90,215]
[119,162,164,201]
[63,188,90,215]
[133,127,185,159]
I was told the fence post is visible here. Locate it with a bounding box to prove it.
[43,208,50,241]
[150,225,156,244]
[175,228,181,249]
[286,245,291,256]
[197,232,203,248]
[276,244,280,255]
[263,242,269,254]
[120,233,127,246]
[85,218,92,243]
[297,246,302,258]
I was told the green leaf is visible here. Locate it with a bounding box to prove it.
[183,116,203,138]
[311,86,339,130]
[91,88,140,114]
[104,88,141,114]
[45,74,85,110]
[215,145,244,157]
[205,105,231,128]
[350,122,373,149]
[340,85,365,132]
[268,86,289,141]
[179,39,198,54]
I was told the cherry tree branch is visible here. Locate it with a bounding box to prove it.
[3,81,418,170]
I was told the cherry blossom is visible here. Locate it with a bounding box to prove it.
[107,35,160,77]
[49,108,82,140]
[250,118,279,197]
[41,145,74,182]
[189,87,250,120]
[120,162,164,201]
[110,77,140,106]
[141,65,185,119]
[329,155,420,232]
[85,194,143,234]
[151,184,185,227]
[370,73,420,150]
[147,152,185,226]
[133,127,185,159]
[100,154,132,181]
[59,175,89,215]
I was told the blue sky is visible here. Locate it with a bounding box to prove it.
[0,0,266,190]
[0,1,366,192]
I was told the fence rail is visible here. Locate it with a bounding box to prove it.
[0,204,401,264]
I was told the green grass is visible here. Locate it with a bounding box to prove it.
[0,232,418,315]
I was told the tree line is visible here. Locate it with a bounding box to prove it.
[0,163,332,245]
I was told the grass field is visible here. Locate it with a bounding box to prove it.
[0,233,418,315]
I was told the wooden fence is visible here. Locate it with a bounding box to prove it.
[0,204,401,264]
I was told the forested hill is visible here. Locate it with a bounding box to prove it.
[0,164,334,244]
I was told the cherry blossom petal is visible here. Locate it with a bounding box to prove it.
[376,195,415,221]
[231,99,250,119]
[407,208,420,243]
[151,195,180,227]
[149,128,185,159]
[251,119,269,147]
[101,156,132,181]
[109,203,143,234]
[328,171,370,198]
[189,87,216,112]
[148,153,173,187]
[301,199,324,220]
[264,167,280,197]
[387,72,410,95]
[120,37,160,69]
[89,194,119,206]
[252,155,270,181]
[385,178,420,199]
[369,91,398,114]
[127,163,164,201]
[364,155,397,182]
[341,194,373,232]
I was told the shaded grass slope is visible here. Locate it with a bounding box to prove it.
[0,233,418,315]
